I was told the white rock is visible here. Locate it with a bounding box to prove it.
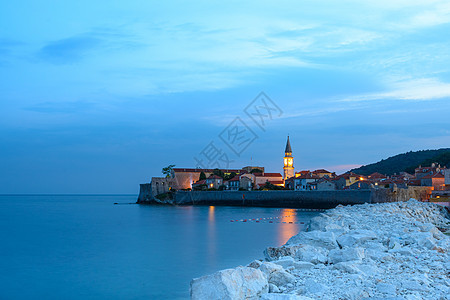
[273,256,295,269]
[389,246,414,256]
[259,262,284,276]
[332,262,362,274]
[328,247,365,264]
[419,223,444,240]
[191,199,450,299]
[376,282,397,295]
[303,278,326,294]
[295,244,328,264]
[292,261,315,270]
[287,231,338,250]
[269,283,280,293]
[269,270,296,287]
[336,230,378,248]
[247,260,262,269]
[190,266,268,300]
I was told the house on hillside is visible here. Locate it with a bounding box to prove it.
[415,163,443,179]
[368,172,387,182]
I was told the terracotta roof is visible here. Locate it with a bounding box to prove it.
[296,174,320,179]
[312,169,332,174]
[229,175,240,181]
[408,179,422,186]
[422,173,445,179]
[296,170,310,174]
[268,180,284,185]
[335,172,363,179]
[264,173,283,177]
[254,173,282,177]
[208,175,223,179]
[192,180,206,185]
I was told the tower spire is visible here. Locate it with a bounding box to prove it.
[285,135,292,154]
[283,136,294,180]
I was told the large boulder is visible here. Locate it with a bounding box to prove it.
[190,266,268,300]
[264,245,303,261]
[328,247,365,264]
[273,256,295,269]
[295,244,328,264]
[259,262,284,276]
[336,230,377,248]
[287,231,338,250]
[268,270,296,287]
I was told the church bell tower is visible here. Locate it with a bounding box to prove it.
[283,136,294,179]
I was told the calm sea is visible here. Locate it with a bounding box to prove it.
[0,195,319,299]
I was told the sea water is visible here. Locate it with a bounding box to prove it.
[0,195,319,299]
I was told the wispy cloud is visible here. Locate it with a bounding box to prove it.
[24,101,98,114]
[340,78,450,102]
[37,36,101,64]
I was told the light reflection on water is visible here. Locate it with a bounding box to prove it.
[278,208,299,245]
[207,206,216,266]
[0,196,319,300]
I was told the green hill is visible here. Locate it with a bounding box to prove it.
[350,148,450,176]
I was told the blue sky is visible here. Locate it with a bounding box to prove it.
[1,0,450,193]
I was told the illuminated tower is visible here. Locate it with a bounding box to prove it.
[283,136,294,179]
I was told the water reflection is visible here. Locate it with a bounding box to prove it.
[278,208,299,245]
[207,206,216,266]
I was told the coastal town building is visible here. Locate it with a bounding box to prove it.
[171,168,240,190]
[241,166,265,173]
[293,173,320,191]
[414,163,443,179]
[367,172,387,182]
[148,136,448,197]
[421,173,445,190]
[283,136,294,180]
[334,172,366,190]
[225,175,240,191]
[150,177,177,195]
[445,169,450,186]
[254,172,284,188]
[313,179,337,191]
[205,175,223,189]
[349,180,373,190]
[311,169,336,178]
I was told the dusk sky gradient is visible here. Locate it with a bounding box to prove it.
[1,0,450,193]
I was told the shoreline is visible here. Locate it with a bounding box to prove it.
[190,199,450,299]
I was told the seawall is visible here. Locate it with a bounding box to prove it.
[174,190,371,209]
[137,185,432,209]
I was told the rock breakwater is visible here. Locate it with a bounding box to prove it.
[190,199,450,299]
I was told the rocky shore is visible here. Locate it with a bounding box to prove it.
[190,199,450,299]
